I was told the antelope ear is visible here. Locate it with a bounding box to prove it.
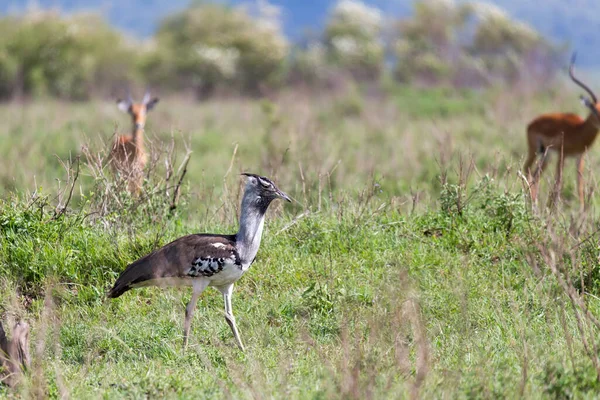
[146,97,159,111]
[117,99,131,113]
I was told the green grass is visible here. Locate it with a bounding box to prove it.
[2,88,600,397]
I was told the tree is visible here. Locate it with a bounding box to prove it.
[392,0,471,85]
[0,10,136,100]
[144,2,288,96]
[324,0,385,80]
[391,0,560,87]
[467,2,561,85]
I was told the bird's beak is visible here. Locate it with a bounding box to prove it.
[277,189,292,202]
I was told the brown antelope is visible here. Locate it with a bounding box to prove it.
[524,54,600,210]
[110,92,159,193]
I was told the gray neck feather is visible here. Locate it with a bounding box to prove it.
[236,187,269,266]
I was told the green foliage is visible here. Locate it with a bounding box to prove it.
[0,199,114,292]
[392,0,560,87]
[435,175,530,245]
[324,0,384,79]
[288,43,329,85]
[3,91,600,396]
[332,84,364,117]
[0,168,591,397]
[0,11,136,100]
[393,0,471,84]
[390,86,485,117]
[543,361,600,399]
[0,1,568,99]
[0,196,170,295]
[145,3,288,95]
[466,2,561,84]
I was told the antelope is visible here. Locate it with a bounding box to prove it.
[524,54,600,210]
[109,92,159,193]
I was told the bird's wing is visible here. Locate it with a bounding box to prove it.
[107,234,238,298]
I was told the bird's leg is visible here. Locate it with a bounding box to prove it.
[221,284,245,351]
[183,281,208,348]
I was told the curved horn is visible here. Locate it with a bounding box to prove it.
[569,52,597,104]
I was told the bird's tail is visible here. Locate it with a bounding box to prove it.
[107,255,159,298]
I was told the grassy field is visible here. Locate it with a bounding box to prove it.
[2,86,600,398]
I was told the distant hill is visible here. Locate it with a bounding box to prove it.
[2,0,599,65]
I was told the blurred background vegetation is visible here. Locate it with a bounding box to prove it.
[0,0,569,100]
[4,2,600,397]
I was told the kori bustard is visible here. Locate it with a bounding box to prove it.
[107,173,291,351]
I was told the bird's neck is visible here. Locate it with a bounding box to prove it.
[236,194,269,265]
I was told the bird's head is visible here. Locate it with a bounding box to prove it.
[241,173,291,205]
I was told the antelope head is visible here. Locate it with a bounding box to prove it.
[570,53,600,127]
[117,91,160,130]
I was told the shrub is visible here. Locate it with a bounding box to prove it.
[0,10,137,100]
[324,0,384,80]
[144,2,288,96]
[391,0,560,87]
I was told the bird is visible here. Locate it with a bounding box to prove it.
[109,91,159,194]
[107,173,291,351]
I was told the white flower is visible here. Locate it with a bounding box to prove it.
[332,0,383,37]
[470,1,509,21]
[236,0,289,59]
[332,35,360,57]
[195,45,240,78]
[471,1,539,40]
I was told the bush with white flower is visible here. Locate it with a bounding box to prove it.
[392,0,559,86]
[0,10,134,99]
[325,0,385,79]
[144,2,289,95]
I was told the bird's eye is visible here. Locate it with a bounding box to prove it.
[258,178,272,188]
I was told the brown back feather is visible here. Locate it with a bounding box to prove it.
[107,234,237,298]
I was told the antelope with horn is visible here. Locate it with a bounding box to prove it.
[524,53,600,210]
[109,91,159,194]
